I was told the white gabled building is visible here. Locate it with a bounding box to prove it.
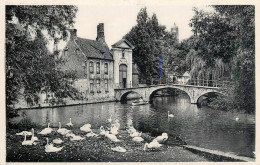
[111,39,135,89]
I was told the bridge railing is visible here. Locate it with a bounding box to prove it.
[170,79,231,87]
[114,79,231,89]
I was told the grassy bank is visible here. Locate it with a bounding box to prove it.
[6,123,209,162]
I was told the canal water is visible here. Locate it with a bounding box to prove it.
[10,93,255,158]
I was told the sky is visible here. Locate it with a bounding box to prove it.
[73,4,213,48]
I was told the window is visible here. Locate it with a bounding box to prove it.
[96,62,100,74]
[75,48,79,55]
[90,79,94,93]
[104,63,108,74]
[82,61,87,75]
[105,79,108,92]
[119,64,127,88]
[89,61,94,73]
[96,79,101,93]
[64,47,68,56]
[122,51,125,58]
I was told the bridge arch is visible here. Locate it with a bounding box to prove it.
[114,85,223,104]
[148,86,194,103]
[195,91,224,105]
[118,90,144,102]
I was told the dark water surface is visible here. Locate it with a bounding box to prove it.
[10,94,255,158]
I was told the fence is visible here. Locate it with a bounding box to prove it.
[171,79,231,87]
[114,79,231,89]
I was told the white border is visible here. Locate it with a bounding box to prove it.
[1,0,259,165]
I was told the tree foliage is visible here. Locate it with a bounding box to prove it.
[6,6,78,118]
[188,6,255,113]
[124,8,179,83]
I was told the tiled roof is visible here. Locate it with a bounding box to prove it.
[112,39,135,49]
[75,37,113,60]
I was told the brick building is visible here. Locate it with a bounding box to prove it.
[14,23,138,109]
[60,23,115,103]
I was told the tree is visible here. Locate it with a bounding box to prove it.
[189,6,255,113]
[6,6,78,118]
[124,8,178,83]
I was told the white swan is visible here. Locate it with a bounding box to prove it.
[82,123,91,128]
[65,132,75,137]
[132,136,144,143]
[113,119,120,129]
[111,146,126,153]
[45,138,63,152]
[105,131,120,142]
[143,141,162,151]
[70,135,85,141]
[57,122,71,135]
[130,131,142,137]
[235,117,239,121]
[80,124,92,133]
[22,134,34,146]
[168,111,174,118]
[31,128,38,141]
[16,131,32,136]
[86,131,98,138]
[53,138,63,144]
[99,126,106,136]
[38,123,52,135]
[110,125,119,135]
[152,133,168,144]
[128,127,137,134]
[66,118,73,127]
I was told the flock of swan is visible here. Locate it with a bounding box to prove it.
[15,116,170,154]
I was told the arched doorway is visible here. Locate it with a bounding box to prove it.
[119,64,127,88]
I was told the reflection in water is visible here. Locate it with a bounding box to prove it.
[10,94,255,158]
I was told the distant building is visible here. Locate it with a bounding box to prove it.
[176,71,190,84]
[166,70,176,83]
[170,23,179,43]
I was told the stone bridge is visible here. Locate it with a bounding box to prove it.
[114,84,222,104]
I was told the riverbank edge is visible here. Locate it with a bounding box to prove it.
[14,99,118,111]
[13,93,181,111]
[14,96,144,111]
[181,145,255,162]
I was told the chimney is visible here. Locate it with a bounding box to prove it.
[68,29,77,41]
[96,23,105,44]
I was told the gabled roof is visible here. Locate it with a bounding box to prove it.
[75,37,113,60]
[112,39,135,49]
[183,71,190,77]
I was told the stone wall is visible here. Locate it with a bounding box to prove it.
[112,48,133,88]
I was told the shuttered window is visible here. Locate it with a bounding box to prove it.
[96,62,100,74]
[104,63,108,74]
[89,61,94,73]
[90,79,94,92]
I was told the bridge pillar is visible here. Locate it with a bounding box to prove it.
[142,90,150,102]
